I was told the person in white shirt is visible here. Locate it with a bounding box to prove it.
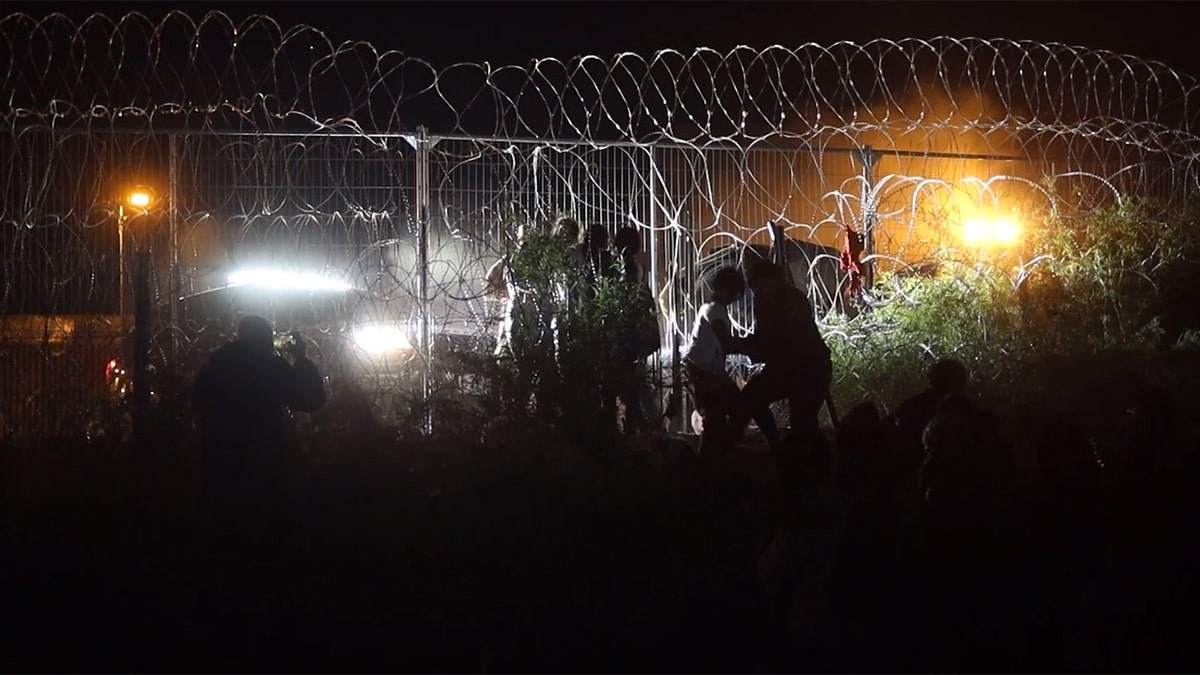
[484,225,558,416]
[682,266,748,454]
[485,225,556,359]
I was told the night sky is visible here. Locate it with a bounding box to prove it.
[7,1,1197,76]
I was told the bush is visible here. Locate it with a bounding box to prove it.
[825,193,1200,428]
[477,220,658,453]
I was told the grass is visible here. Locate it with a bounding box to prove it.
[6,197,1200,670]
[1,425,780,672]
[3,344,1198,671]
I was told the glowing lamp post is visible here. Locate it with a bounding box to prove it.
[118,186,156,323]
[127,188,153,209]
[116,185,156,455]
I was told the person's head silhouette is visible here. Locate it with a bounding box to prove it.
[237,315,275,354]
[580,223,609,252]
[929,358,969,396]
[554,217,580,244]
[614,226,641,257]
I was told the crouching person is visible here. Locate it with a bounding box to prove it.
[734,259,833,458]
[681,266,747,455]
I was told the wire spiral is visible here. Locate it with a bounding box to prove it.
[2,11,1197,438]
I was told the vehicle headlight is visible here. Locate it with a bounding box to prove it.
[228,268,353,292]
[351,324,413,355]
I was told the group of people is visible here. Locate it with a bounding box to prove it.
[189,221,843,490]
[748,357,1200,671]
[181,240,1200,671]
[191,223,843,466]
[482,217,843,452]
[485,217,660,435]
[681,259,833,460]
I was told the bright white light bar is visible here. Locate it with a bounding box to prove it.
[227,268,353,292]
[352,324,413,354]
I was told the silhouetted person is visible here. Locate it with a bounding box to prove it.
[825,400,913,671]
[193,315,326,508]
[757,430,846,668]
[192,315,325,661]
[551,217,584,369]
[732,259,832,455]
[834,399,907,556]
[553,216,581,251]
[1120,385,1191,477]
[918,394,1022,544]
[564,223,625,436]
[335,383,392,463]
[889,358,968,476]
[917,394,1025,671]
[612,226,660,435]
[575,223,616,301]
[487,225,554,360]
[1026,414,1107,671]
[1109,386,1199,671]
[613,226,648,286]
[682,266,746,454]
[834,400,898,497]
[486,226,560,416]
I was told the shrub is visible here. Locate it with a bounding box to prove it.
[825,193,1200,425]
[417,219,657,454]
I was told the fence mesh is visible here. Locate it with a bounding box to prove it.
[3,11,1200,439]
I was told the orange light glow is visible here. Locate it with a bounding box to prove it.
[127,188,153,209]
[962,214,1020,247]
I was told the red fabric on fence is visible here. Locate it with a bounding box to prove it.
[840,226,865,295]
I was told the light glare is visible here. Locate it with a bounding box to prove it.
[352,325,413,354]
[993,218,1019,244]
[962,217,989,245]
[128,191,152,208]
[228,268,353,292]
[961,214,1020,247]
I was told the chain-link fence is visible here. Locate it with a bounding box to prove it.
[4,13,1200,440]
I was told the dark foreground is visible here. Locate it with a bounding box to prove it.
[2,429,1198,672]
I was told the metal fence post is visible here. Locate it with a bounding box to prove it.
[670,223,684,435]
[132,249,152,452]
[859,145,878,290]
[769,220,789,278]
[168,134,179,368]
[118,205,128,328]
[412,126,435,434]
[646,145,665,428]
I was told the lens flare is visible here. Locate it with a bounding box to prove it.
[961,215,1020,247]
[127,190,152,208]
[352,325,413,354]
[227,268,353,292]
[962,217,989,245]
[993,218,1019,244]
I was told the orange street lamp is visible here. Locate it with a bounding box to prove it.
[127,188,153,209]
[118,186,156,323]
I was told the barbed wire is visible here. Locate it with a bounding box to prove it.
[2,10,1198,438]
[2,11,1199,153]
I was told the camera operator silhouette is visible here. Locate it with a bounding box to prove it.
[193,315,327,508]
